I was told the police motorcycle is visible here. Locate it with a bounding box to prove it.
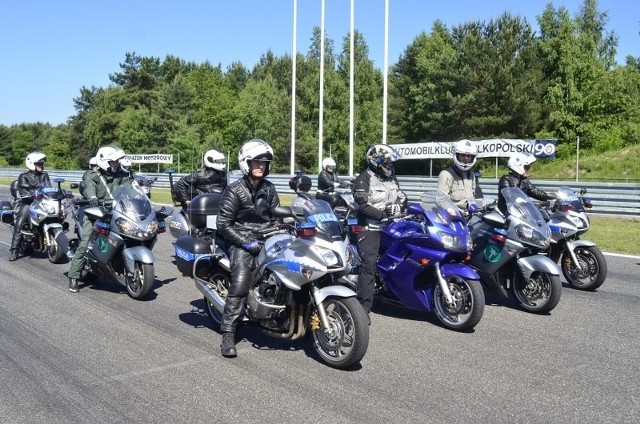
[179,175,369,369]
[537,186,607,291]
[70,181,173,299]
[1,178,72,264]
[467,187,562,313]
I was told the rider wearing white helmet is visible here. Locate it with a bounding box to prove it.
[8,152,51,261]
[316,157,347,206]
[437,139,483,215]
[216,138,281,358]
[497,152,556,215]
[68,145,129,293]
[175,149,227,207]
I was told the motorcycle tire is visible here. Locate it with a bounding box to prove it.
[47,233,66,264]
[201,266,231,330]
[311,296,369,370]
[561,246,607,291]
[125,261,155,300]
[433,276,485,331]
[512,271,561,314]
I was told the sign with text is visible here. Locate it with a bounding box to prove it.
[391,139,557,160]
[126,154,174,164]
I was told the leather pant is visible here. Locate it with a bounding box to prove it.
[10,204,30,251]
[220,244,256,333]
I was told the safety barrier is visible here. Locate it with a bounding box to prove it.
[1,168,638,218]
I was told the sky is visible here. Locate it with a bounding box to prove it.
[1,0,638,126]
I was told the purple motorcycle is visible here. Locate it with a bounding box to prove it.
[371,198,485,331]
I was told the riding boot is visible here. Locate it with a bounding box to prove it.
[69,278,79,293]
[220,332,237,357]
[9,249,18,262]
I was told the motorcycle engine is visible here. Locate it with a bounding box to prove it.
[247,274,286,321]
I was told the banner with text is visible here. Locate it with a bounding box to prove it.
[126,154,174,164]
[391,139,557,160]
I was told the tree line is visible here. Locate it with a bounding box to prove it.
[1,0,638,176]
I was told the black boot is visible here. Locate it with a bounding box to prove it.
[220,332,237,357]
[9,249,18,262]
[69,278,79,293]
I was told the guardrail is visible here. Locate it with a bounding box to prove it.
[1,168,638,218]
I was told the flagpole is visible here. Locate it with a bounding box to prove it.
[290,0,298,174]
[348,0,355,176]
[382,0,389,144]
[318,0,326,172]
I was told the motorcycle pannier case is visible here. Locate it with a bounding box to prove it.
[174,235,211,276]
[1,200,14,224]
[184,192,222,229]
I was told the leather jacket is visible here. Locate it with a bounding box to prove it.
[17,170,51,203]
[176,168,227,203]
[317,170,344,193]
[497,171,554,214]
[217,175,280,247]
[353,169,407,231]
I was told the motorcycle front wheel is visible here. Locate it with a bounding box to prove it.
[513,271,561,313]
[561,246,607,291]
[201,266,231,329]
[125,261,154,300]
[433,276,485,331]
[311,296,369,370]
[47,231,66,264]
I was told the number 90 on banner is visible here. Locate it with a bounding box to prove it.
[534,139,557,159]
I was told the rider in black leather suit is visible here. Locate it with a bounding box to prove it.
[9,152,51,261]
[175,149,227,208]
[498,152,556,215]
[217,139,280,358]
[316,157,346,207]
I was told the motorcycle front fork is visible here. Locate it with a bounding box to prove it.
[434,263,455,304]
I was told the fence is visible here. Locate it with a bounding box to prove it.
[1,168,638,218]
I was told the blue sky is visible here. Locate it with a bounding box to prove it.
[1,0,637,126]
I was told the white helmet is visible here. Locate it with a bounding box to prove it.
[452,139,478,172]
[507,152,536,176]
[322,157,336,172]
[238,139,274,177]
[89,157,98,168]
[96,145,126,171]
[204,149,226,171]
[366,144,400,178]
[120,157,132,172]
[26,151,46,171]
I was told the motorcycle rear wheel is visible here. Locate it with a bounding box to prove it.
[125,262,154,300]
[47,233,66,264]
[311,296,369,369]
[202,266,231,329]
[561,246,607,291]
[433,276,485,331]
[513,271,561,313]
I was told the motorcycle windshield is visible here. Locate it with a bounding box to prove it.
[501,187,547,227]
[556,186,584,211]
[112,183,153,221]
[293,197,343,241]
[434,192,465,225]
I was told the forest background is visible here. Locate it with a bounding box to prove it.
[1,0,639,181]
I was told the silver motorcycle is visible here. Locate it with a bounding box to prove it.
[190,180,369,369]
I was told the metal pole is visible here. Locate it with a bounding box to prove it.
[318,0,325,172]
[348,0,355,176]
[382,0,389,144]
[576,136,580,182]
[290,0,298,175]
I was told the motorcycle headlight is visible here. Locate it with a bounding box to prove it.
[437,231,466,252]
[44,204,56,214]
[146,220,159,234]
[515,224,550,248]
[115,217,150,238]
[316,245,342,268]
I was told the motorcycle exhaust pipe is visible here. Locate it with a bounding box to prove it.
[194,277,225,313]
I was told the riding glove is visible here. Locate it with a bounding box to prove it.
[241,240,262,256]
[385,203,401,217]
[89,196,99,207]
[467,202,479,214]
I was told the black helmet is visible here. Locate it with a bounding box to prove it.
[366,144,400,178]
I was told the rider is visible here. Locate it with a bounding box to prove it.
[497,152,556,215]
[316,157,347,207]
[352,144,407,323]
[437,139,483,215]
[79,157,99,199]
[8,152,51,262]
[67,145,129,293]
[217,139,280,358]
[175,149,227,209]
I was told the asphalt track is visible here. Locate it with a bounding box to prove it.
[1,186,638,424]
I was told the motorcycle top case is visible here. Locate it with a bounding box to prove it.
[174,235,212,276]
[184,192,222,229]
